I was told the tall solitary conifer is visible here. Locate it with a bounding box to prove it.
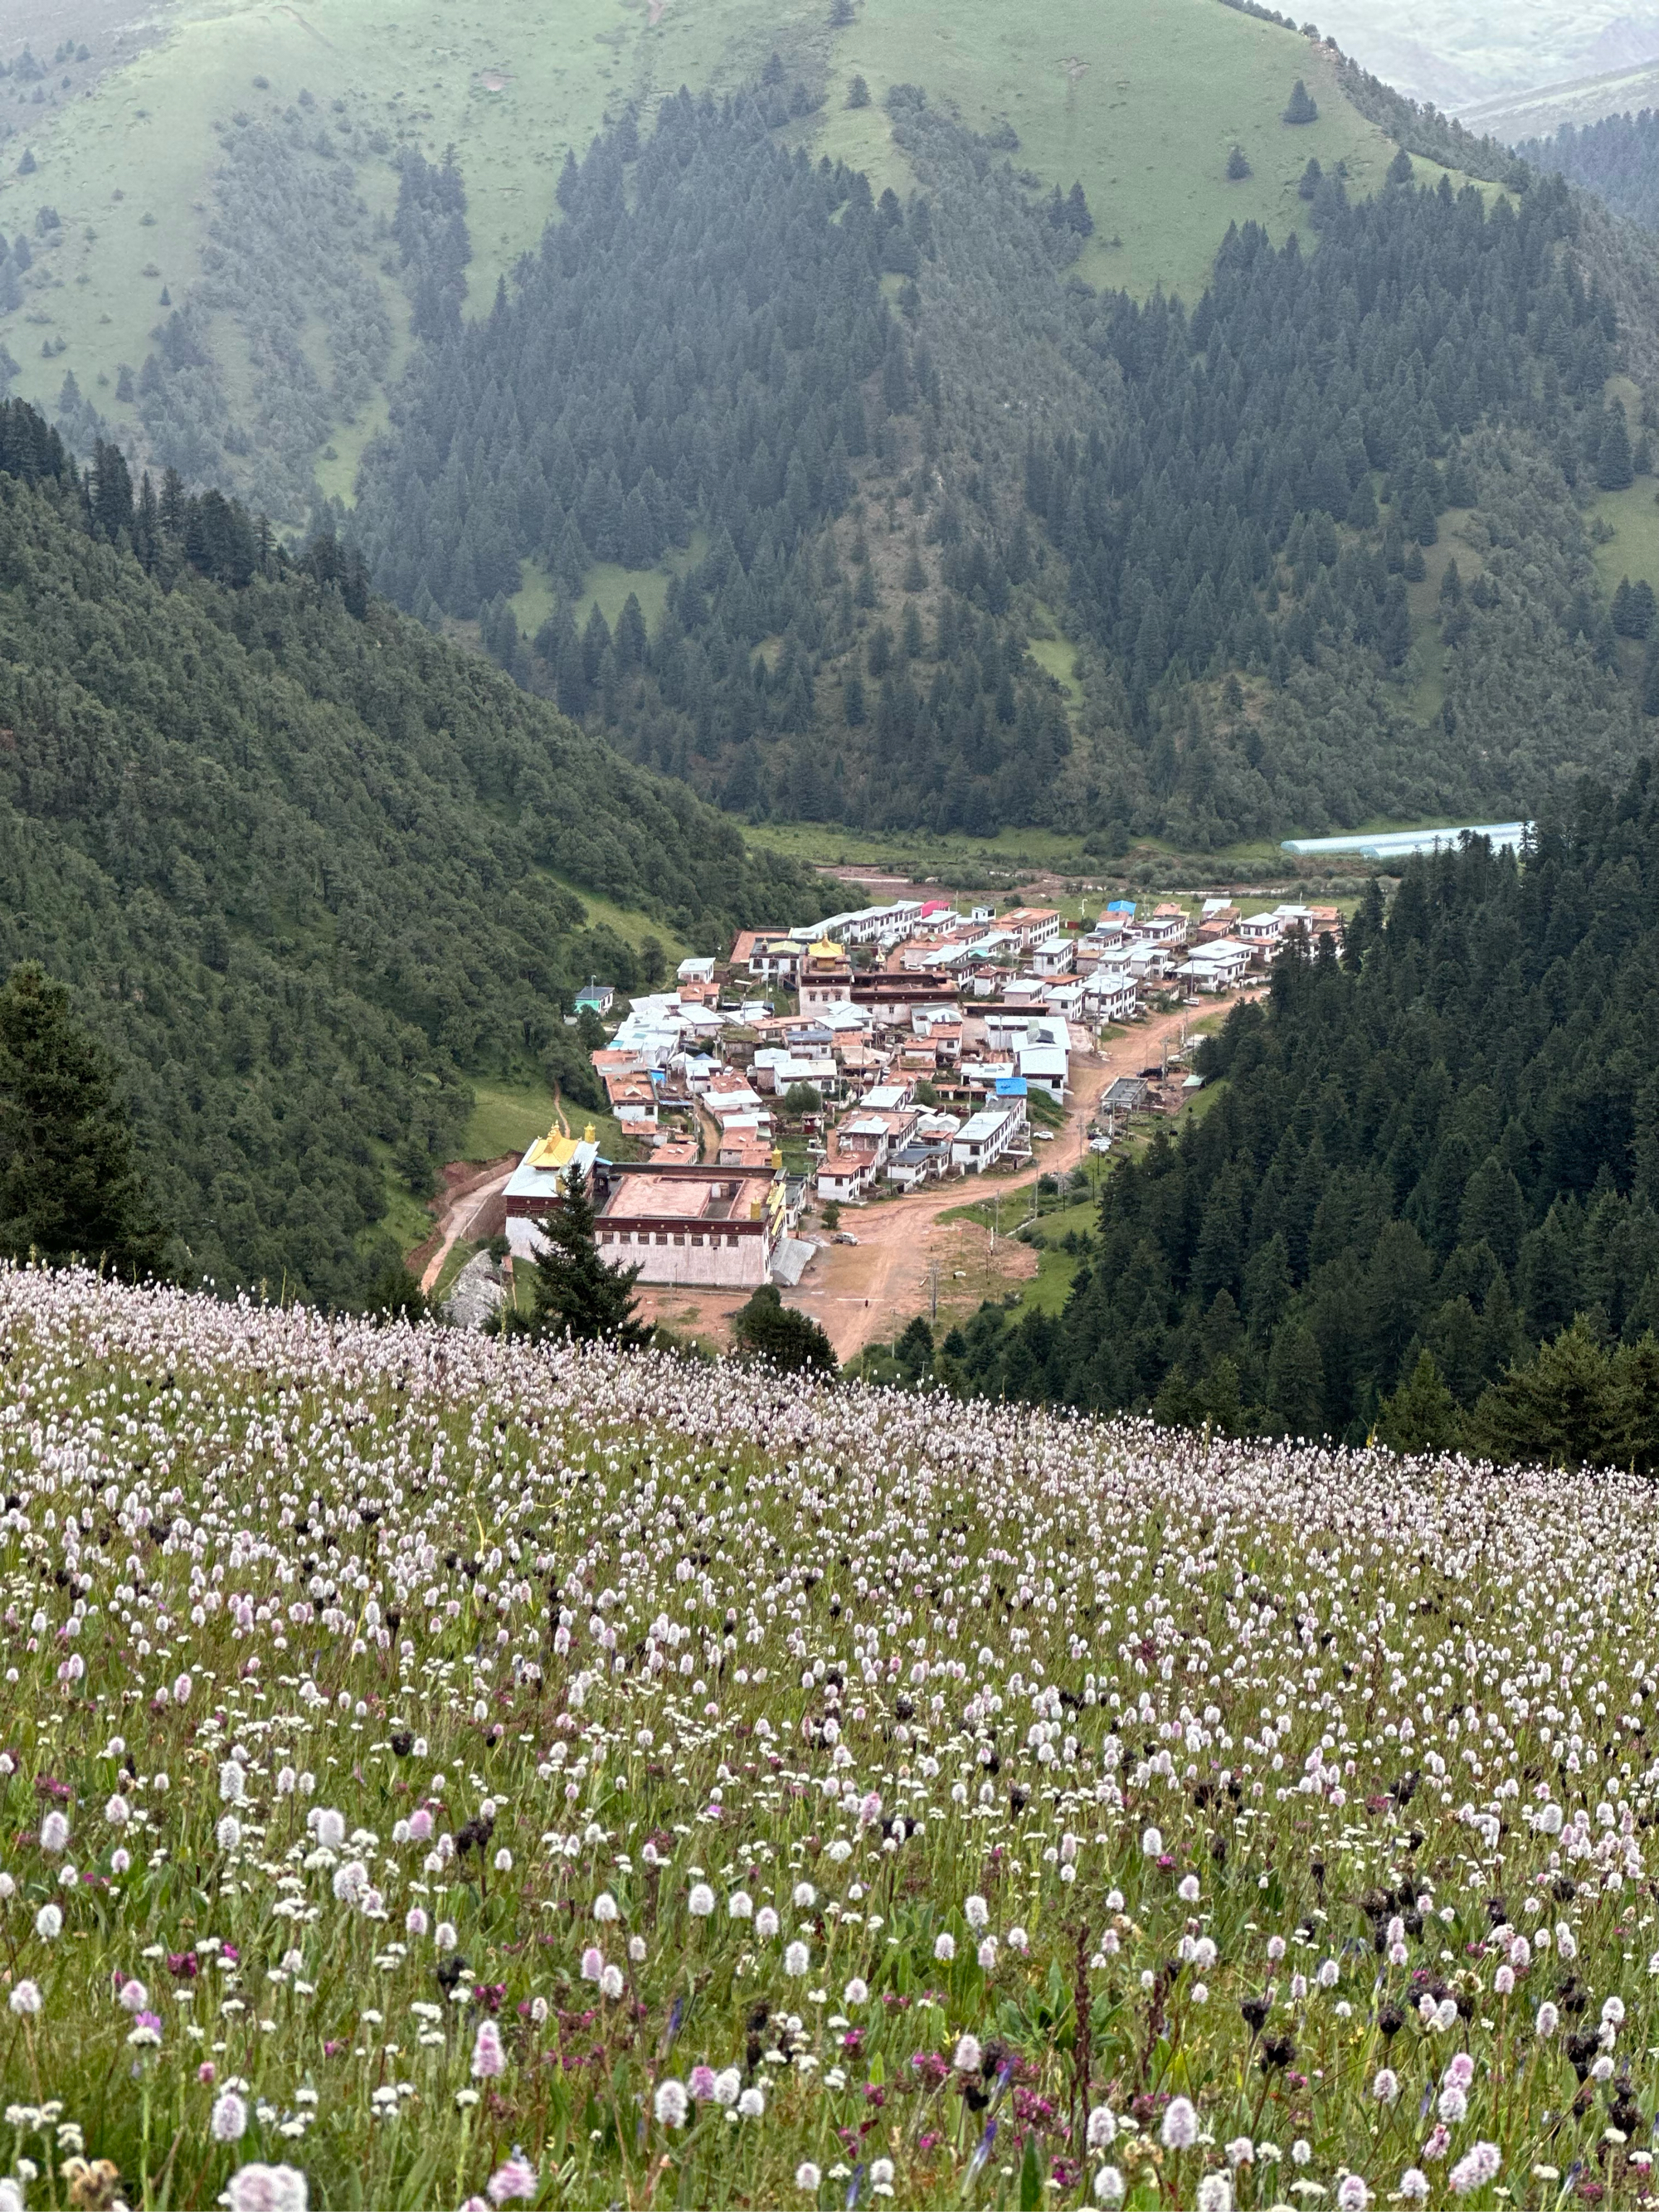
[0,964,168,1276]
[522,1163,649,1348]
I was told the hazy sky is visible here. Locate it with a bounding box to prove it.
[1310,0,1659,109]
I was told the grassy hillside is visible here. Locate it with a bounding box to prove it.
[0,0,1405,517]
[7,1261,1659,2206]
[793,0,1399,303]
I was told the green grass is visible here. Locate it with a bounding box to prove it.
[463,1076,558,1163]
[747,811,1438,885]
[1400,518,1491,722]
[508,532,709,644]
[1014,1238,1087,1314]
[548,875,693,966]
[462,1075,642,1171]
[367,1142,442,1262]
[743,816,1104,878]
[940,1194,1100,1316]
[0,0,1432,495]
[1026,619,1082,703]
[1588,479,1659,604]
[795,0,1402,303]
[431,1233,484,1304]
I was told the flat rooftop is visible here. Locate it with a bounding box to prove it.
[594,1164,776,1223]
[601,1177,739,1222]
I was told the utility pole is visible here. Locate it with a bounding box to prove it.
[929,1258,939,1323]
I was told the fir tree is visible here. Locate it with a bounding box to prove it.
[1465,1317,1613,1469]
[731,1285,837,1373]
[1374,1348,1458,1454]
[1282,79,1319,124]
[520,1164,649,1348]
[1598,407,1634,492]
[0,964,168,1277]
[1267,1314,1323,1434]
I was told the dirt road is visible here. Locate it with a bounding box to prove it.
[790,998,1233,1356]
[418,1165,515,1295]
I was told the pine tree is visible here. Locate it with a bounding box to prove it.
[1374,1347,1458,1454]
[1226,145,1252,182]
[521,1164,649,1348]
[1465,1316,1612,1467]
[732,1285,837,1373]
[1267,1314,1324,1434]
[1598,407,1634,491]
[1282,79,1319,124]
[0,964,168,1276]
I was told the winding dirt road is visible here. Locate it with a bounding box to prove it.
[786,998,1226,1356]
[418,1165,515,1296]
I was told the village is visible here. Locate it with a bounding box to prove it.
[482,887,1345,1347]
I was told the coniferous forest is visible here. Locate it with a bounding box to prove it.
[346,88,1659,846]
[946,777,1659,1456]
[0,399,815,1306]
[1516,112,1659,236]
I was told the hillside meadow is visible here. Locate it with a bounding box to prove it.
[0,1265,1653,2208]
[0,0,1410,495]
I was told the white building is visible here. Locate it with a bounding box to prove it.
[950,1096,1026,1173]
[791,900,925,947]
[815,1145,880,1203]
[1179,940,1253,993]
[1085,968,1139,1024]
[1016,1040,1069,1101]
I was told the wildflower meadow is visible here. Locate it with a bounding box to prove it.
[0,1266,1653,2211]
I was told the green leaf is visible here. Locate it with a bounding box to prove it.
[395,2146,443,2211]
[1019,2137,1042,2212]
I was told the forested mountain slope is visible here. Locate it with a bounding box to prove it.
[354,89,1659,845]
[950,777,1659,1437]
[1515,110,1659,232]
[0,400,814,1306]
